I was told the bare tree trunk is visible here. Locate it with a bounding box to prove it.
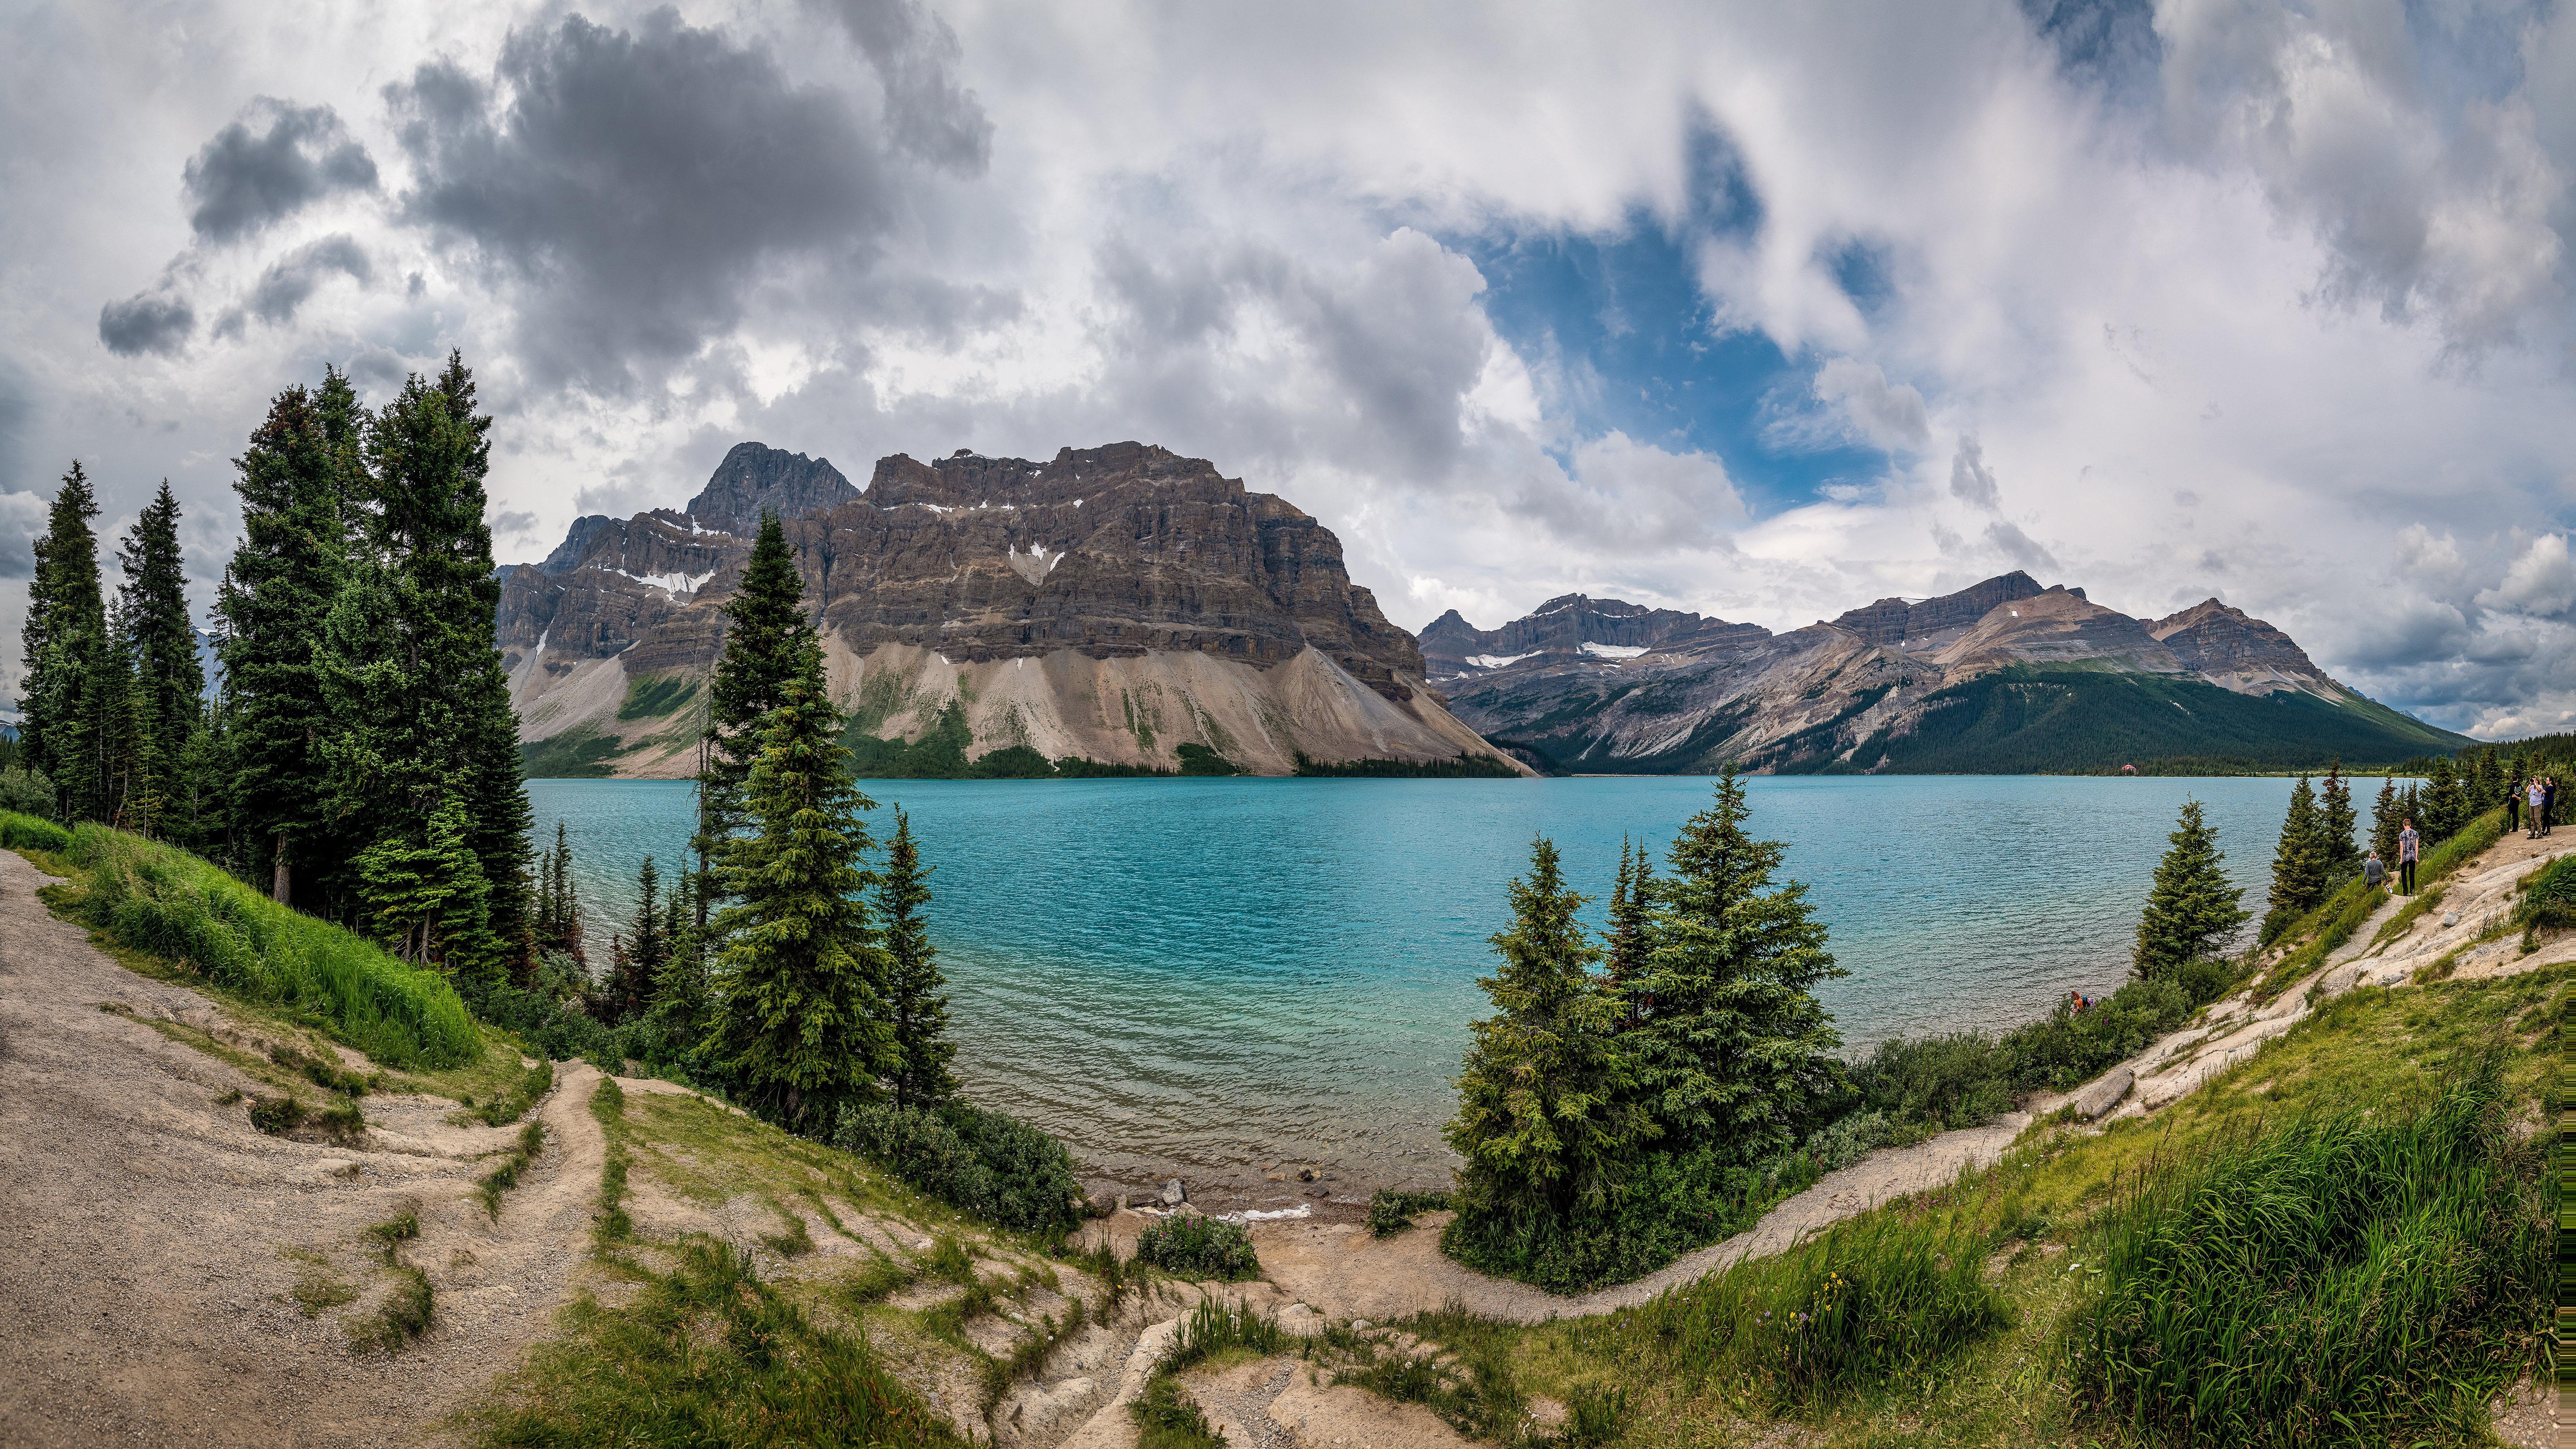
[271,832,290,905]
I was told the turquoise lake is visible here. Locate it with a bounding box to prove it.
[526,774,2337,1197]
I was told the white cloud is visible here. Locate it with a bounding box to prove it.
[1811,357,1932,453]
[2483,532,2576,618]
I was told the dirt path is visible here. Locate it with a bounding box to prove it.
[0,848,607,1448]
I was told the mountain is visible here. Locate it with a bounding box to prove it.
[1435,572,2470,774]
[500,441,1520,778]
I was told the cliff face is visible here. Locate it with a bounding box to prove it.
[500,442,1517,777]
[1437,574,2463,772]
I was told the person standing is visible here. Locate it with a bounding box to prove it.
[2545,777,2558,837]
[2362,850,2385,891]
[2505,770,2522,834]
[2529,777,2548,840]
[2397,817,2419,896]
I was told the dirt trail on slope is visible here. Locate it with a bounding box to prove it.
[0,848,605,1449]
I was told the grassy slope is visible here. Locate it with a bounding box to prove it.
[1866,667,2470,774]
[1385,967,2561,1447]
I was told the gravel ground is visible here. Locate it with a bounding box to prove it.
[0,848,605,1448]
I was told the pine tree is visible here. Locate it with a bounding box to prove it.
[648,867,711,1065]
[2370,776,2402,865]
[698,514,814,885]
[2261,775,2327,944]
[1629,769,1844,1162]
[354,795,501,982]
[1447,836,1644,1227]
[220,386,350,903]
[93,608,157,833]
[2467,750,2500,814]
[2317,760,2359,876]
[881,809,956,1108]
[361,353,534,964]
[116,480,203,778]
[704,638,895,1131]
[21,462,106,817]
[2419,756,2467,844]
[1604,837,1654,1026]
[2133,799,2248,978]
[606,855,665,1024]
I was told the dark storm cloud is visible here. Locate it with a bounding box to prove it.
[387,10,910,393]
[181,99,378,243]
[1948,435,2000,510]
[245,234,371,325]
[806,0,994,173]
[98,290,196,356]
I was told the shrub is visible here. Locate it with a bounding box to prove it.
[248,1094,306,1134]
[0,769,55,822]
[1135,1212,1259,1280]
[350,1264,434,1353]
[1443,1146,1777,1294]
[62,824,478,1068]
[834,1098,1081,1237]
[2075,1052,2546,1445]
[0,809,71,850]
[1851,1033,2014,1132]
[2513,854,2576,945]
[1366,1189,1452,1236]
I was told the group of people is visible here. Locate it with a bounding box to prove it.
[2510,774,2556,839]
[2361,822,2423,897]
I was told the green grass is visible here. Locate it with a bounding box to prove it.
[1134,1212,1259,1279]
[476,1121,548,1221]
[1366,1188,1452,1236]
[519,724,629,779]
[476,1236,968,1447]
[618,672,700,722]
[27,822,479,1068]
[2073,1051,2546,1446]
[0,810,71,850]
[2251,876,2385,1000]
[470,1057,556,1126]
[350,1263,434,1353]
[590,1077,633,1250]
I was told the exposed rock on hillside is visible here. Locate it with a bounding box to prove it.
[1437,573,2465,774]
[501,442,1517,777]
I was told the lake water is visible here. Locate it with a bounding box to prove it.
[525,774,2339,1198]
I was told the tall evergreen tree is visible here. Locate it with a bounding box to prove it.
[1628,769,1844,1162]
[606,855,665,1024]
[1604,836,1655,1025]
[2133,799,2248,978]
[881,809,955,1108]
[2467,750,2500,814]
[116,481,203,770]
[2418,756,2467,844]
[697,514,813,885]
[94,605,157,832]
[2317,761,2359,875]
[648,867,711,1067]
[354,794,501,980]
[2370,776,2402,865]
[2261,774,2327,944]
[21,461,106,816]
[219,386,349,903]
[360,353,533,963]
[1447,836,1644,1228]
[704,638,895,1131]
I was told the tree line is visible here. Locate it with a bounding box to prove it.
[2257,749,2528,936]
[10,359,964,1143]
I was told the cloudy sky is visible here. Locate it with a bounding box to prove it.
[4,0,2573,737]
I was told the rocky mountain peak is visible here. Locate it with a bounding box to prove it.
[1830,571,2057,651]
[2149,597,2339,697]
[1420,594,1769,678]
[685,442,860,534]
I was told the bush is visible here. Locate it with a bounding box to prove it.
[1851,1034,2014,1132]
[0,768,55,821]
[1612,1208,2010,1407]
[1444,1146,1778,1294]
[834,1098,1081,1237]
[2076,1052,2546,1445]
[62,824,479,1069]
[0,809,71,850]
[2513,854,2576,943]
[1134,1212,1258,1279]
[1366,1189,1452,1236]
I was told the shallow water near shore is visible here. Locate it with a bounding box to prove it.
[528,773,2338,1201]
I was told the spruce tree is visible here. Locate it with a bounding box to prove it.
[116,481,203,774]
[881,809,956,1108]
[608,855,665,1024]
[220,386,349,903]
[2133,799,2247,978]
[648,868,710,1065]
[21,462,106,817]
[354,794,501,982]
[704,638,895,1130]
[2317,761,2359,875]
[1604,837,1655,1026]
[2370,776,2402,865]
[1629,769,1844,1162]
[1447,836,1643,1227]
[93,608,156,832]
[2261,775,2327,943]
[698,514,813,878]
[2419,757,2467,844]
